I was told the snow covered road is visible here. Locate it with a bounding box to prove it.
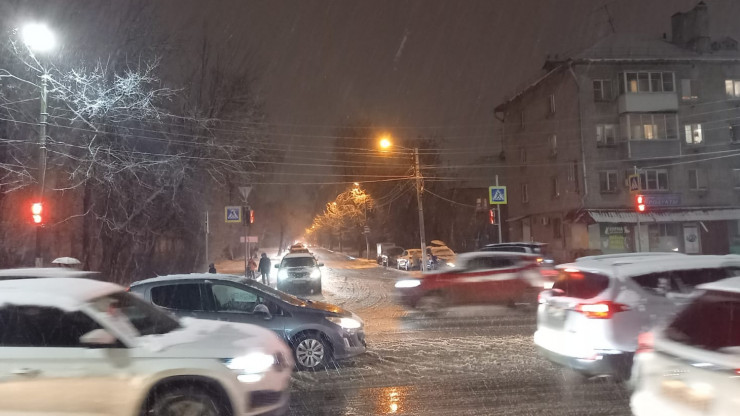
[287,248,631,416]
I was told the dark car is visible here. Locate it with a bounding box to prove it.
[394,251,546,310]
[129,274,366,370]
[380,246,405,267]
[275,253,323,294]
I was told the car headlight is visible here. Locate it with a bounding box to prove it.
[278,269,288,280]
[222,352,275,375]
[446,262,455,268]
[395,279,421,288]
[325,316,362,329]
[310,268,321,279]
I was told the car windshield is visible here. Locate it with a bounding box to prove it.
[241,280,308,307]
[282,257,317,267]
[665,290,740,352]
[88,291,180,337]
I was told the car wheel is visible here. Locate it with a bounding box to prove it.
[147,386,222,416]
[292,333,331,370]
[416,291,448,313]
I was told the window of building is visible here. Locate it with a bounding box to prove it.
[652,223,679,237]
[548,134,557,156]
[521,183,529,203]
[519,147,527,163]
[551,176,560,198]
[599,170,618,193]
[639,169,669,191]
[548,94,555,115]
[623,113,678,140]
[733,169,740,189]
[596,124,617,146]
[725,80,740,98]
[150,284,205,311]
[730,125,740,143]
[621,71,674,93]
[684,124,703,145]
[688,169,708,190]
[552,218,562,239]
[681,79,698,101]
[593,79,613,101]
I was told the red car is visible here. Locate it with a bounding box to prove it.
[394,251,547,309]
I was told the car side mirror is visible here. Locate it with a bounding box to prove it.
[79,329,118,347]
[318,263,324,267]
[253,304,272,320]
[274,264,280,269]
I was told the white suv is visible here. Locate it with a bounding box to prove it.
[631,276,740,415]
[0,277,293,415]
[535,254,740,379]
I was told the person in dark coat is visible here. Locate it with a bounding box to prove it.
[258,253,271,284]
[208,263,217,274]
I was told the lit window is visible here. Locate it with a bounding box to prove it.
[596,124,617,146]
[725,80,740,98]
[624,114,677,140]
[621,72,674,93]
[599,171,618,193]
[684,124,703,145]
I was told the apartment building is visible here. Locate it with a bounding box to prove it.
[494,2,740,262]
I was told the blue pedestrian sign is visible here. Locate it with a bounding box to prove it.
[489,186,507,205]
[225,206,242,223]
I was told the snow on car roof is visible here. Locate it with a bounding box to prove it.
[0,277,122,310]
[0,268,100,279]
[559,255,740,279]
[131,273,244,286]
[282,253,315,258]
[457,251,538,261]
[697,276,740,294]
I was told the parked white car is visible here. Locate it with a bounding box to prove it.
[631,276,740,415]
[0,277,293,416]
[535,254,740,380]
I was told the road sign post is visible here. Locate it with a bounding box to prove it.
[225,206,242,223]
[489,180,507,244]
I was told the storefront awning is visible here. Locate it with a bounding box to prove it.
[584,208,740,224]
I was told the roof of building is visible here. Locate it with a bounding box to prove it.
[495,33,740,112]
[0,277,122,310]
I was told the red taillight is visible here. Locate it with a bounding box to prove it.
[574,301,629,319]
[636,332,654,354]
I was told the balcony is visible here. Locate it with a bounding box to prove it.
[618,92,678,114]
[626,139,681,159]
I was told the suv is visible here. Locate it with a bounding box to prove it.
[275,253,323,294]
[397,249,423,271]
[630,276,740,415]
[129,274,366,370]
[535,254,740,380]
[0,277,292,415]
[394,251,545,310]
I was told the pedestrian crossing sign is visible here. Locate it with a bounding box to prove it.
[489,186,507,205]
[628,174,640,193]
[225,206,242,223]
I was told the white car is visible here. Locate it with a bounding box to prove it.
[0,277,293,416]
[631,276,740,415]
[535,254,740,380]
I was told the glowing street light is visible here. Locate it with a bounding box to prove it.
[21,23,56,53]
[379,136,392,150]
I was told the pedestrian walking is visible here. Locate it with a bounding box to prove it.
[248,256,258,279]
[258,252,271,284]
[208,263,217,274]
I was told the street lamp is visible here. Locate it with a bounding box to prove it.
[21,23,55,267]
[378,136,427,273]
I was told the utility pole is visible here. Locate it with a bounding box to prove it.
[634,166,642,252]
[35,69,48,268]
[414,148,427,273]
[495,175,502,244]
[204,211,209,269]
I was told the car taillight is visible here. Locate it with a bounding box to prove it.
[574,301,629,319]
[636,332,654,354]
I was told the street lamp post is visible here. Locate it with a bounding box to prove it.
[379,137,427,273]
[22,23,55,267]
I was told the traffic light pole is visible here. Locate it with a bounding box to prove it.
[634,166,642,252]
[35,69,48,268]
[414,148,427,274]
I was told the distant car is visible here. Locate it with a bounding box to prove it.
[630,276,740,415]
[274,253,323,294]
[129,273,366,370]
[481,242,556,284]
[535,254,740,380]
[380,246,405,267]
[394,251,544,310]
[0,277,293,415]
[427,245,457,270]
[288,244,311,254]
[397,249,423,271]
[0,268,101,281]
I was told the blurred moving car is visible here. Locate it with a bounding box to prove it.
[130,273,366,370]
[481,242,557,283]
[630,276,740,415]
[427,244,457,270]
[380,246,405,267]
[535,254,740,380]
[397,249,423,271]
[0,268,101,281]
[394,251,544,309]
[0,276,293,415]
[274,253,323,294]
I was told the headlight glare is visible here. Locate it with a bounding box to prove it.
[395,279,421,288]
[325,316,362,329]
[223,352,275,374]
[310,268,321,279]
[278,269,288,280]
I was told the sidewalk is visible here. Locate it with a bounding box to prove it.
[213,247,283,276]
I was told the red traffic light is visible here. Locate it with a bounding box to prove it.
[489,209,495,225]
[31,202,43,224]
[636,194,646,212]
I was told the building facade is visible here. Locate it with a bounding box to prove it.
[494,2,740,262]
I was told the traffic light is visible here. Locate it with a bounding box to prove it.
[244,208,254,224]
[249,209,255,224]
[489,209,495,225]
[635,194,646,213]
[31,202,43,224]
